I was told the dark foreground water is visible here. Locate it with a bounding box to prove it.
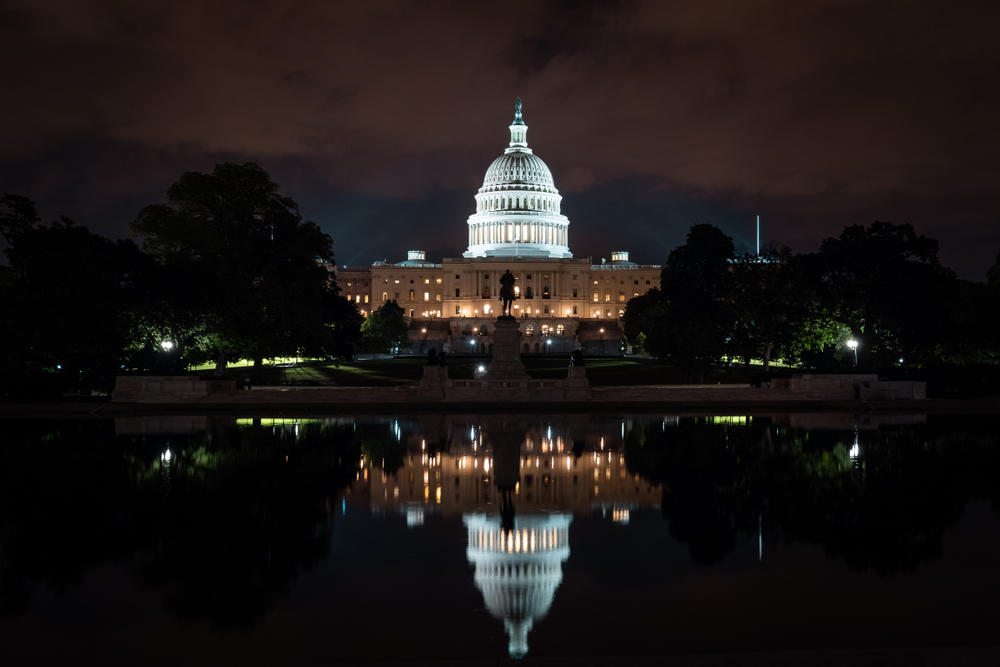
[1,413,999,664]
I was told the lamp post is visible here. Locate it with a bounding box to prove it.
[847,338,859,367]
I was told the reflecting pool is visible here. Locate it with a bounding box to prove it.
[1,413,999,663]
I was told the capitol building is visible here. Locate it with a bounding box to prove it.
[337,99,660,354]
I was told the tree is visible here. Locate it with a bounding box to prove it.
[360,300,409,353]
[131,163,359,373]
[988,251,1000,287]
[811,222,957,367]
[728,248,844,370]
[656,224,738,378]
[0,197,141,397]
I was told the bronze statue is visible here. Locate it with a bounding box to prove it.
[498,269,516,318]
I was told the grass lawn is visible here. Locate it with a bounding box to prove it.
[195,358,426,387]
[194,355,758,386]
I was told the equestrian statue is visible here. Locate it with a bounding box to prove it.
[498,269,516,318]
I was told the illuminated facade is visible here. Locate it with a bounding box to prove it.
[335,100,660,353]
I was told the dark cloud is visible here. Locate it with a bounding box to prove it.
[1,0,999,277]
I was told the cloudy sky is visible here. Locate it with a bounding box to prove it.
[2,0,998,277]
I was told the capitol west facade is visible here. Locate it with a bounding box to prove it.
[337,100,660,354]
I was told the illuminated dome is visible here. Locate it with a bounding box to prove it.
[463,99,572,259]
[464,512,572,658]
[482,152,555,190]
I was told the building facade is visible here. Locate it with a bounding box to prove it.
[336,100,660,354]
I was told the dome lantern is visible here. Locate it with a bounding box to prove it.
[508,97,528,150]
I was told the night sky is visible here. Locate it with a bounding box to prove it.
[2,0,999,278]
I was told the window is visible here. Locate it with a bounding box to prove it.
[455,274,461,279]
[409,308,414,317]
[633,292,639,298]
[593,280,599,285]
[409,289,415,300]
[572,288,578,298]
[394,292,399,300]
[556,324,565,336]
[634,280,639,285]
[455,288,460,297]
[619,294,626,302]
[423,292,430,301]
[455,305,461,315]
[435,278,442,284]
[382,291,388,302]
[542,286,550,299]
[410,279,414,284]
[605,292,611,302]
[646,280,651,285]
[346,281,352,287]
[527,274,532,280]
[364,295,369,303]
[424,278,430,284]
[394,279,400,284]
[572,305,578,314]
[593,292,599,302]
[436,294,441,302]
[544,306,550,314]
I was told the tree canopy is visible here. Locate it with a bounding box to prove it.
[131,162,360,371]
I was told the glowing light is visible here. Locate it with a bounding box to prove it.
[477,365,486,373]
[847,339,859,351]
[160,448,172,463]
[160,340,174,351]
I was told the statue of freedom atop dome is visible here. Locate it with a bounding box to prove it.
[498,269,516,318]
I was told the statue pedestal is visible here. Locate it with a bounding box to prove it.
[419,365,447,398]
[566,365,592,400]
[487,317,530,381]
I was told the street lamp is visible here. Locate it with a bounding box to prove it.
[847,338,859,367]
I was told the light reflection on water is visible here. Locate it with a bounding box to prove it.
[2,412,1000,663]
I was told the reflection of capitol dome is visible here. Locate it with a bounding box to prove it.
[464,512,572,658]
[463,98,572,259]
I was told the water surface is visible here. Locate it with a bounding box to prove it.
[1,413,999,663]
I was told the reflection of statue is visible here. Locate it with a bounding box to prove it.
[498,269,516,317]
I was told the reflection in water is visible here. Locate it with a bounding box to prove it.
[2,413,1000,662]
[348,416,658,657]
[464,513,571,658]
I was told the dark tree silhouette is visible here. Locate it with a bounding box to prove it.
[132,162,360,373]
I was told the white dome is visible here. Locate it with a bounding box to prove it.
[463,98,572,259]
[481,152,556,192]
